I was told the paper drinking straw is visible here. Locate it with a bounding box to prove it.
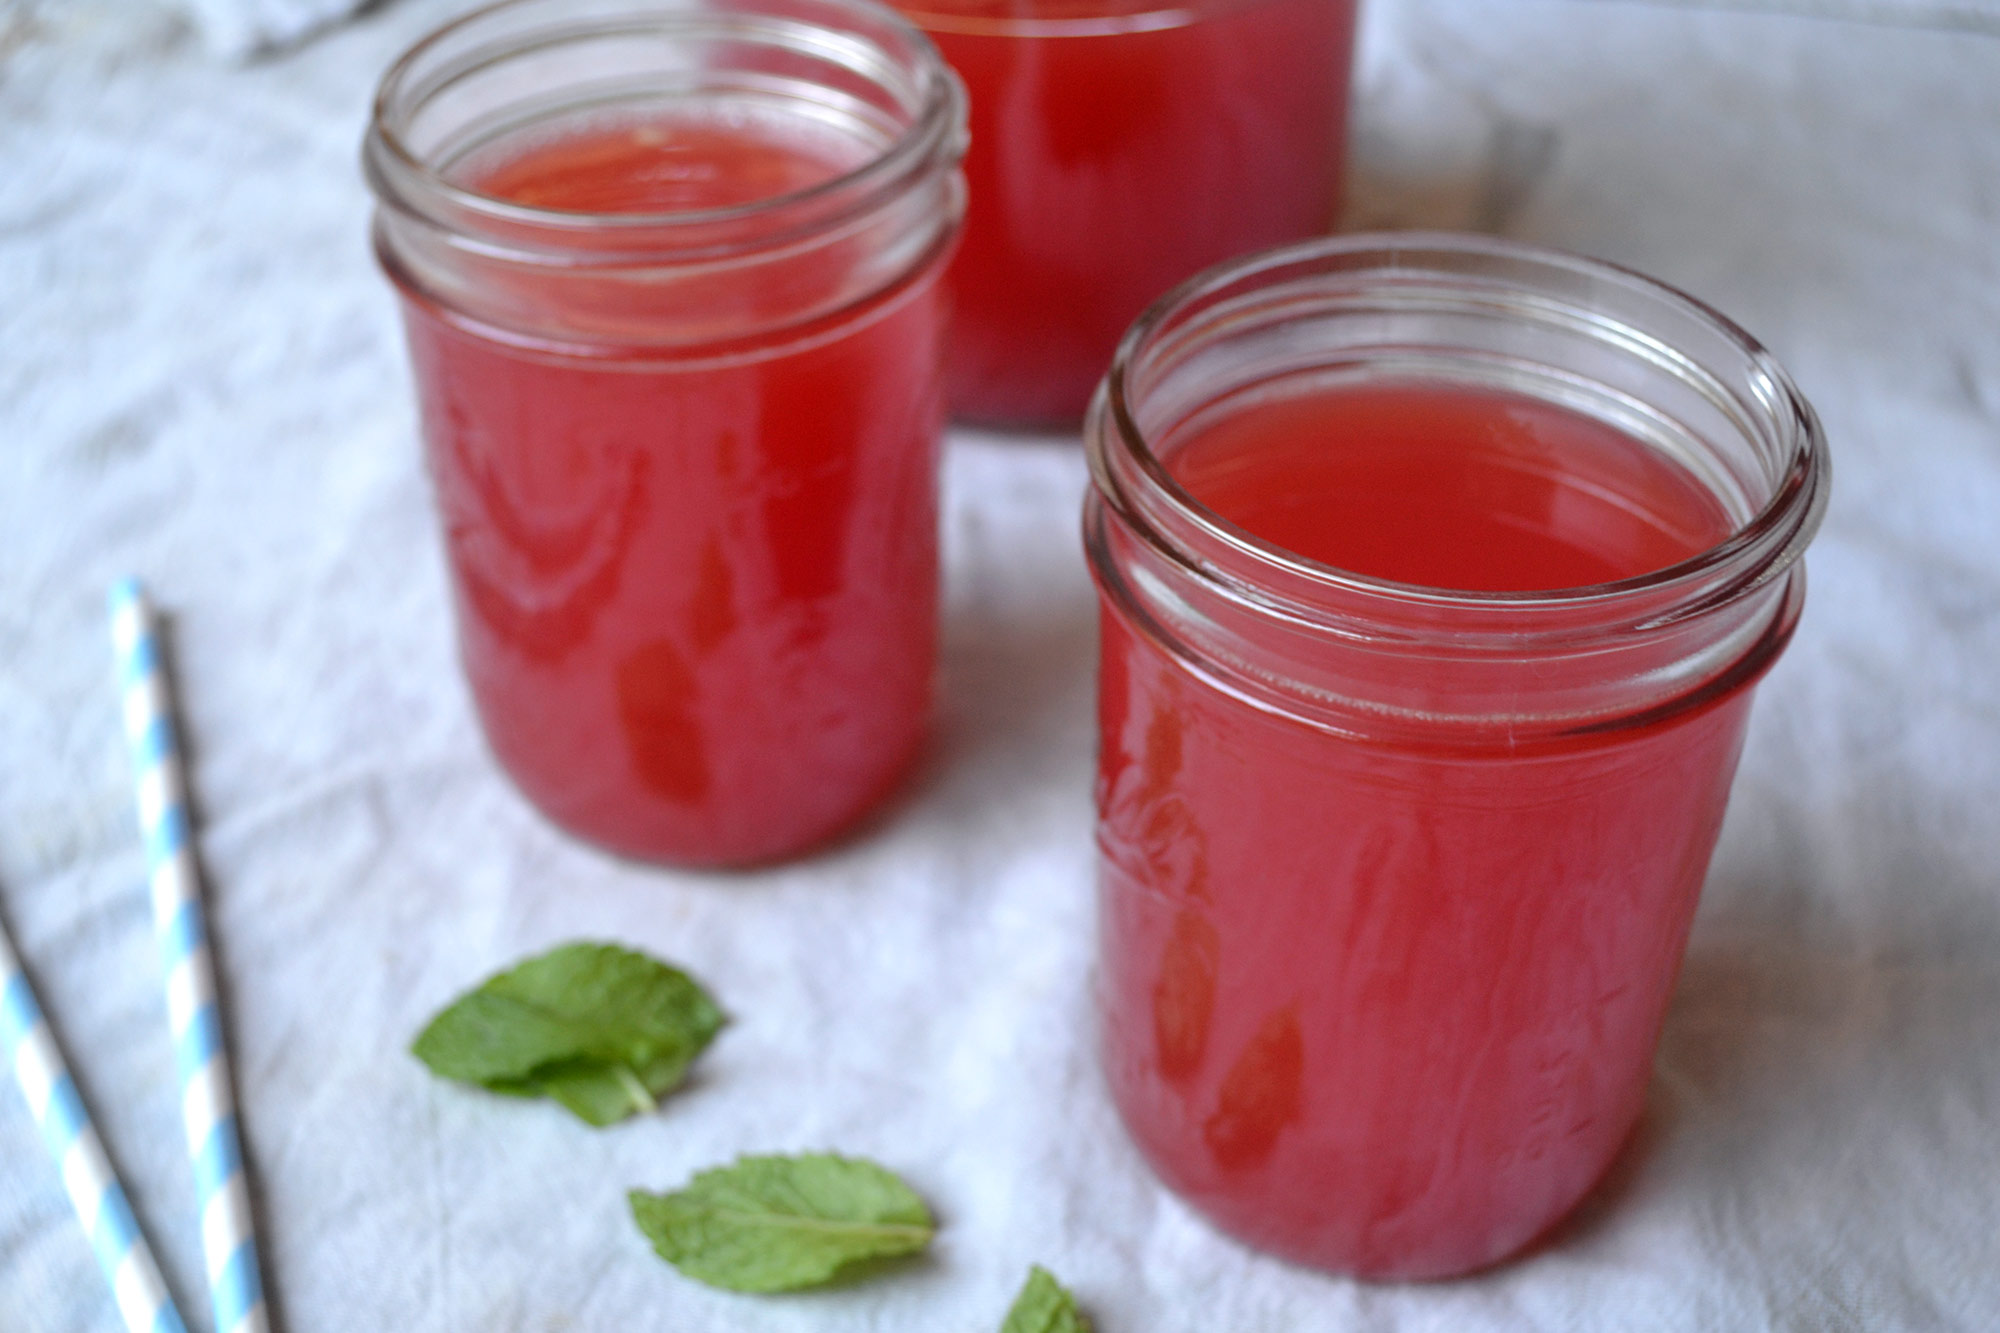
[0,918,190,1333]
[109,579,271,1333]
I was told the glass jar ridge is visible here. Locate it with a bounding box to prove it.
[363,0,967,358]
[1085,232,1831,749]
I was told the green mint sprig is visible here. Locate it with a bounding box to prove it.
[1002,1265,1092,1332]
[629,1153,934,1292]
[411,941,724,1127]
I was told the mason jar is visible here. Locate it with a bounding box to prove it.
[365,0,966,866]
[894,0,1360,425]
[1084,233,1830,1278]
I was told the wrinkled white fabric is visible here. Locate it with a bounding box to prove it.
[165,0,370,58]
[2,1,1998,1329]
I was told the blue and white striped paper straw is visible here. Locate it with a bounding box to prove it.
[0,919,189,1333]
[110,579,271,1333]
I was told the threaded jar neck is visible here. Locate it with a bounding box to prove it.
[363,0,966,357]
[1084,233,1831,748]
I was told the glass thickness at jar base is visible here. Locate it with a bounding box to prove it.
[910,0,1359,426]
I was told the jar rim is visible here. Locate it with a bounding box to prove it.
[1088,231,1831,621]
[364,0,964,250]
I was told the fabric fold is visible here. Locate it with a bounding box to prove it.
[168,0,371,59]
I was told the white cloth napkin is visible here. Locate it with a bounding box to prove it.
[1579,0,2000,35]
[4,1,2000,1329]
[167,0,370,57]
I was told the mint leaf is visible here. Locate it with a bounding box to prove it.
[629,1153,934,1292]
[411,941,723,1126]
[1001,1265,1092,1333]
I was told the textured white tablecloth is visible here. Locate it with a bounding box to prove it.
[3,1,1998,1328]
[170,0,369,58]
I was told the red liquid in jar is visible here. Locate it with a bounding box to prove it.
[903,0,1358,424]
[471,119,854,212]
[1172,383,1733,591]
[1097,383,1752,1277]
[397,114,951,865]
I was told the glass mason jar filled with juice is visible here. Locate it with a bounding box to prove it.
[365,0,966,866]
[1084,235,1830,1278]
[892,0,1360,425]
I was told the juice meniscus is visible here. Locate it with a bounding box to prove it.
[1084,236,1829,1278]
[894,0,1359,425]
[365,0,966,866]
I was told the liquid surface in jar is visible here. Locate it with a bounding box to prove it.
[399,108,949,866]
[461,111,865,213]
[1167,381,1736,591]
[901,0,1357,424]
[1097,379,1761,1277]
